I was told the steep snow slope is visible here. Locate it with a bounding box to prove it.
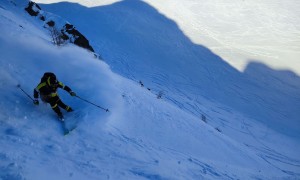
[36,0,300,139]
[35,0,300,173]
[0,0,299,179]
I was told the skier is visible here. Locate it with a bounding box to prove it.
[33,72,76,120]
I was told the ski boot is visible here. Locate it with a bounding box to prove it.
[57,112,64,121]
[66,106,73,112]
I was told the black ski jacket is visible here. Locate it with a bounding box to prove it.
[34,81,72,99]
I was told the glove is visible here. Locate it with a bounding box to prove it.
[33,99,39,105]
[70,91,76,96]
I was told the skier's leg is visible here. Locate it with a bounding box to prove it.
[57,99,73,112]
[49,98,62,116]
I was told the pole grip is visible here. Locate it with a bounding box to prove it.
[17,84,34,101]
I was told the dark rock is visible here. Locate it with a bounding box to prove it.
[46,20,55,27]
[40,15,45,21]
[60,32,69,40]
[63,23,94,52]
[25,1,41,16]
[24,2,95,52]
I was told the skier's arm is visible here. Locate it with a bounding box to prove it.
[58,82,76,96]
[33,86,40,105]
[33,88,39,98]
[34,82,47,99]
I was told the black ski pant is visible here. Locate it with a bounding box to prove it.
[46,96,70,115]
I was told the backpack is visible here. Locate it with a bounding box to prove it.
[41,72,56,83]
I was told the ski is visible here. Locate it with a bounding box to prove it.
[58,118,77,135]
[57,110,83,135]
[60,121,67,134]
[63,125,77,136]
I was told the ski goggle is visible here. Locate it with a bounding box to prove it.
[47,77,58,86]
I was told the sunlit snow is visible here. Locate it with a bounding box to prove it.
[0,0,299,179]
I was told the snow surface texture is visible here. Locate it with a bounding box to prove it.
[35,0,300,137]
[0,0,299,179]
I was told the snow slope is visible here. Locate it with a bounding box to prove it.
[36,0,300,138]
[0,0,299,179]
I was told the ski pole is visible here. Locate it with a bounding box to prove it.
[75,95,109,112]
[17,84,34,101]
